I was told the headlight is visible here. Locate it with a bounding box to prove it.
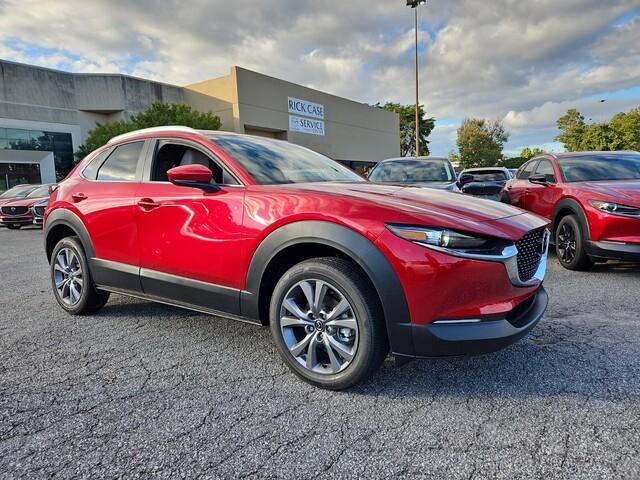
[588,200,640,217]
[386,224,491,250]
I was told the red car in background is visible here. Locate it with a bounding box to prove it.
[0,184,40,207]
[503,152,640,270]
[44,127,549,389]
[1,184,54,229]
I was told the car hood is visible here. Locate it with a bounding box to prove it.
[1,196,48,208]
[290,182,530,223]
[577,180,640,205]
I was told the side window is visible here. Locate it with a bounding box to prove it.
[151,142,239,185]
[517,161,537,180]
[97,142,144,182]
[535,159,557,183]
[81,149,111,180]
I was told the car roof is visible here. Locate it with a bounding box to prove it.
[461,167,509,173]
[535,151,640,160]
[379,156,450,163]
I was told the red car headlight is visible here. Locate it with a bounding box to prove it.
[588,200,640,217]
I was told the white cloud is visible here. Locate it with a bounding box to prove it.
[0,0,639,156]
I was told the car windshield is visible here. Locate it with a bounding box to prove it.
[0,185,37,198]
[465,171,508,182]
[369,159,455,183]
[211,135,363,185]
[558,154,640,182]
[26,185,50,197]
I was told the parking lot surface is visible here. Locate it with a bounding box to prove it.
[1,226,639,479]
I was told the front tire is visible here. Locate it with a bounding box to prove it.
[50,236,110,314]
[269,257,388,390]
[555,215,593,270]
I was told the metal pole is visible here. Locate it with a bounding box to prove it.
[414,6,420,157]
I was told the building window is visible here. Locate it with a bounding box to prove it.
[0,127,73,181]
[0,163,42,192]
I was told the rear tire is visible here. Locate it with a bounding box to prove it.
[50,236,110,314]
[555,215,593,271]
[269,257,388,390]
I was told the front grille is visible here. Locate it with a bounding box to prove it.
[1,206,28,215]
[33,206,46,217]
[515,228,546,282]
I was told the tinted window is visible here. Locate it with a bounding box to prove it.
[151,143,238,185]
[369,159,455,183]
[517,161,537,180]
[96,142,143,182]
[82,149,111,180]
[558,154,640,182]
[0,185,37,198]
[535,160,557,183]
[463,170,508,182]
[212,135,363,185]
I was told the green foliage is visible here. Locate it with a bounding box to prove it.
[498,156,528,169]
[377,102,435,156]
[520,147,545,160]
[448,150,460,165]
[456,118,510,168]
[555,109,585,152]
[555,106,640,152]
[76,102,221,160]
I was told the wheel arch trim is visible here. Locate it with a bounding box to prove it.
[242,220,414,355]
[552,198,590,240]
[44,208,95,261]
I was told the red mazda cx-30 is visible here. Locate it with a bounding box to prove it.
[45,127,550,389]
[503,152,640,270]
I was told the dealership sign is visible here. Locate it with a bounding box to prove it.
[288,97,325,136]
[289,115,325,136]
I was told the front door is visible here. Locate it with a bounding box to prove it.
[135,139,246,315]
[506,160,538,210]
[524,159,561,219]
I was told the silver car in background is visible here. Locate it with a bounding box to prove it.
[367,156,459,191]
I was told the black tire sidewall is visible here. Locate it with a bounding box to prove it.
[269,260,380,390]
[555,215,590,270]
[50,236,94,314]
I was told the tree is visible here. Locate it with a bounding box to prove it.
[455,118,510,168]
[579,123,614,151]
[498,156,528,169]
[377,102,435,156]
[555,109,586,152]
[608,107,640,151]
[520,147,545,160]
[75,102,221,161]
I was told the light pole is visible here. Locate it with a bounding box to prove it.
[406,0,427,157]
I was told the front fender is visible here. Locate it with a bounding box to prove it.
[242,221,414,355]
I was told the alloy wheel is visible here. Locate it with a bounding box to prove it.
[557,223,577,263]
[279,279,359,375]
[53,248,84,305]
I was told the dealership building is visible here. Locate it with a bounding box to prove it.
[0,60,399,190]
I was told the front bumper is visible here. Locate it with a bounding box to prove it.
[394,286,548,358]
[587,240,640,261]
[0,216,33,226]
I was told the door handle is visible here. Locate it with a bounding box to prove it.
[138,198,160,210]
[72,193,88,202]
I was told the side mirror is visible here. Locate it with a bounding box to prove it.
[457,173,474,187]
[528,173,548,186]
[167,164,220,193]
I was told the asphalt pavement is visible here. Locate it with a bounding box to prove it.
[1,226,639,479]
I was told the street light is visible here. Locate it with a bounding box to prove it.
[406,0,427,157]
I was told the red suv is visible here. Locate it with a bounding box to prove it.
[503,152,640,270]
[1,184,53,229]
[44,127,550,389]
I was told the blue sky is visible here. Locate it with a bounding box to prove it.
[1,0,639,157]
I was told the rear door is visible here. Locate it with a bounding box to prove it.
[524,158,562,219]
[505,160,538,209]
[74,140,149,292]
[135,138,247,315]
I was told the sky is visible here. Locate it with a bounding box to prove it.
[1,0,639,157]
